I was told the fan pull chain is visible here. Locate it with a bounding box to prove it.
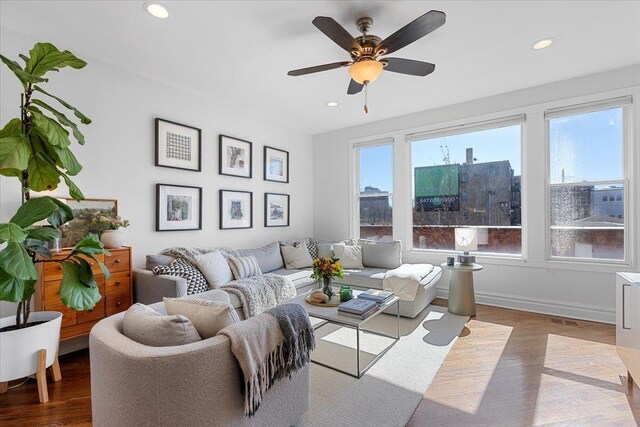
[364,82,369,114]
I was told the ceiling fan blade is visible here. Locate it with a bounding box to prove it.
[313,16,362,53]
[347,79,364,95]
[383,58,435,76]
[377,10,446,55]
[287,61,351,76]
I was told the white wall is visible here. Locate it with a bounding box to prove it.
[313,64,640,324]
[0,28,314,317]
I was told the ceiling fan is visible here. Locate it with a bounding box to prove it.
[287,10,446,113]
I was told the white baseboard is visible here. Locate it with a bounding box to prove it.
[436,288,615,324]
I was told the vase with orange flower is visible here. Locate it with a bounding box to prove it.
[311,257,344,300]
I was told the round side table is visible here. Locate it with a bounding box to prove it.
[440,262,483,316]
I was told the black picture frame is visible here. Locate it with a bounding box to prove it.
[219,134,253,178]
[156,183,203,232]
[263,146,289,183]
[219,189,253,230]
[155,118,202,172]
[264,193,290,227]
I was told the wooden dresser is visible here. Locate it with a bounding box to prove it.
[34,246,132,341]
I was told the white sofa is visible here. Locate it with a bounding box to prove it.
[89,290,309,427]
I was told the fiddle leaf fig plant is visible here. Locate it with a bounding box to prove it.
[0,42,110,330]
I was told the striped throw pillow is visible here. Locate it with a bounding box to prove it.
[227,256,262,280]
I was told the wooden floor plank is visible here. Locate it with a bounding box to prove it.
[0,300,638,426]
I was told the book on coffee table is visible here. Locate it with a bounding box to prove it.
[338,298,376,315]
[338,305,379,319]
[357,289,394,304]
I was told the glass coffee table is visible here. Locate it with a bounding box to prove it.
[291,286,400,378]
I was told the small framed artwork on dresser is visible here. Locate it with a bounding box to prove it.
[219,135,252,178]
[220,190,253,229]
[155,118,202,171]
[264,146,289,183]
[265,193,290,227]
[156,184,202,231]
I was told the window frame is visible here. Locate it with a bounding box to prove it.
[406,115,526,257]
[350,138,394,241]
[544,97,633,264]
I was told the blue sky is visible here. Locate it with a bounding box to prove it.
[359,107,623,192]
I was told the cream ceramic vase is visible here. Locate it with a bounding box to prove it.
[0,311,62,382]
[100,229,124,249]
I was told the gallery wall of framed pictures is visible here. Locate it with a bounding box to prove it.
[153,116,292,233]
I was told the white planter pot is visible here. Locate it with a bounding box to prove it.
[100,229,125,249]
[0,311,62,382]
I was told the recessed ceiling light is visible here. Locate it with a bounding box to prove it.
[145,2,170,19]
[533,38,554,50]
[327,101,339,107]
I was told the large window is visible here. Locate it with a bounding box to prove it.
[410,119,523,254]
[356,142,393,241]
[547,100,629,261]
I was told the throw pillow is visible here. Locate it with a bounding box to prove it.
[153,259,210,295]
[333,244,364,269]
[163,298,240,339]
[281,244,314,269]
[145,254,176,270]
[279,237,310,247]
[227,256,262,280]
[122,303,201,347]
[358,239,403,269]
[237,242,284,273]
[195,250,233,288]
[316,243,334,258]
[307,243,319,259]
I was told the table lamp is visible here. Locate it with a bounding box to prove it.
[455,227,478,265]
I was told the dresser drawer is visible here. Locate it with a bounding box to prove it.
[43,277,105,307]
[77,299,106,324]
[105,249,130,273]
[44,303,78,328]
[42,255,106,281]
[105,290,131,316]
[105,271,130,295]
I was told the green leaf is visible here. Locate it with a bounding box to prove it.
[23,239,52,260]
[59,260,101,310]
[0,168,22,178]
[10,196,59,228]
[0,268,35,302]
[0,118,22,138]
[30,100,85,145]
[33,85,91,125]
[61,173,85,200]
[53,146,82,175]
[0,135,30,171]
[0,223,27,243]
[25,43,86,77]
[83,254,111,279]
[0,242,37,280]
[73,234,106,255]
[28,153,61,192]
[25,226,60,242]
[0,54,47,85]
[47,197,74,228]
[31,110,71,148]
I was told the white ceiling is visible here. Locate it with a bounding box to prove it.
[2,1,639,135]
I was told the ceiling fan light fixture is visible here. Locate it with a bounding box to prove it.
[327,101,339,107]
[144,2,170,19]
[349,59,384,84]
[533,38,554,50]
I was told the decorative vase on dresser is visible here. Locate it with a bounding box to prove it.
[616,272,640,387]
[33,247,133,341]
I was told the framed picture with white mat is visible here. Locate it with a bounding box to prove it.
[156,184,202,231]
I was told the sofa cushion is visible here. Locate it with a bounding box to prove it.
[122,303,201,347]
[227,256,262,280]
[237,242,284,273]
[153,259,209,295]
[279,237,310,247]
[333,244,364,269]
[195,250,233,288]
[340,268,388,289]
[145,254,176,270]
[358,239,402,269]
[281,244,313,269]
[164,297,240,339]
[316,244,333,258]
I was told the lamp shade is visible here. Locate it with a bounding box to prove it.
[455,228,478,252]
[348,59,384,84]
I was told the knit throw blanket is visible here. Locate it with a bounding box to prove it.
[160,246,240,264]
[218,303,315,417]
[222,274,297,318]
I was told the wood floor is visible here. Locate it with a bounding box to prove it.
[1,300,638,426]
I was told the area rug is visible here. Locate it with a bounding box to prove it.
[301,305,468,427]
